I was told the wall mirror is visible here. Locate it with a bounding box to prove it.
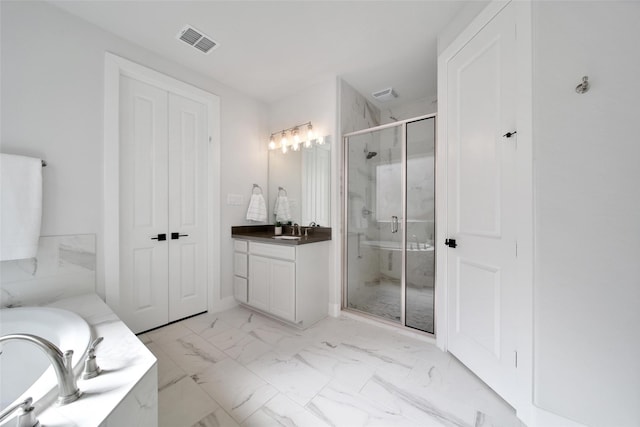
[268,136,331,226]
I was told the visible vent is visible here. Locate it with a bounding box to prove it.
[372,87,398,102]
[177,25,219,54]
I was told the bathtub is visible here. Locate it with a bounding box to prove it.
[0,307,91,418]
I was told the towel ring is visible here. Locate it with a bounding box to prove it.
[252,184,263,195]
[278,186,288,196]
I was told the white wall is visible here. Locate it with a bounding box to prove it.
[532,2,640,426]
[0,0,268,302]
[267,78,339,313]
[436,0,492,55]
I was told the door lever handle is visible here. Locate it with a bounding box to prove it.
[171,232,189,240]
[151,233,166,241]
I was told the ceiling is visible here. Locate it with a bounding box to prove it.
[49,1,468,108]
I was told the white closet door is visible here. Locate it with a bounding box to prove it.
[167,93,208,321]
[119,76,170,333]
[445,3,519,405]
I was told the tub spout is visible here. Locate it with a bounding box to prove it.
[0,333,81,405]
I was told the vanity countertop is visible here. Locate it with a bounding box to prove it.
[232,225,331,245]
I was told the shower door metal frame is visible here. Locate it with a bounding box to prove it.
[341,113,437,334]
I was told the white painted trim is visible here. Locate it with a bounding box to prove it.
[103,52,221,320]
[211,296,238,313]
[436,0,534,422]
[331,75,342,319]
[328,302,340,318]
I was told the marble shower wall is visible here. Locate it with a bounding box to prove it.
[0,234,95,308]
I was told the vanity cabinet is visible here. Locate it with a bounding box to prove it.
[233,240,248,303]
[232,239,329,328]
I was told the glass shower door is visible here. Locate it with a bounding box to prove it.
[345,125,403,324]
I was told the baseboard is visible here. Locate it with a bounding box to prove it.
[328,303,341,317]
[210,296,238,313]
[520,404,586,427]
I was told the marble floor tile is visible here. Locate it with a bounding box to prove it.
[295,343,375,393]
[246,351,332,406]
[146,321,193,345]
[307,380,426,427]
[181,312,235,341]
[146,342,188,391]
[243,394,330,427]
[159,375,219,427]
[156,332,228,376]
[205,327,273,365]
[147,305,522,427]
[195,357,278,423]
[192,406,240,427]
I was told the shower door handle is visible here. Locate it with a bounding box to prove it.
[391,216,399,233]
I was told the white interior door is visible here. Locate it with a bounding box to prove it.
[445,3,519,405]
[119,76,170,332]
[167,93,208,321]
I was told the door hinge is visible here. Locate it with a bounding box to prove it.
[515,241,518,257]
[515,351,518,368]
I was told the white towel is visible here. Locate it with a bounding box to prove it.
[0,154,43,261]
[246,193,267,222]
[274,195,292,223]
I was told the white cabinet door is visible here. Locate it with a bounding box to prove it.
[233,275,248,303]
[119,76,170,333]
[248,255,270,312]
[167,93,208,322]
[268,258,296,322]
[445,2,518,405]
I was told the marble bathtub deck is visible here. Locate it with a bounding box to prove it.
[140,306,524,427]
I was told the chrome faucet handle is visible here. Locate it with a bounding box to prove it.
[82,336,103,380]
[0,397,40,427]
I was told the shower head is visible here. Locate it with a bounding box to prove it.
[366,151,378,160]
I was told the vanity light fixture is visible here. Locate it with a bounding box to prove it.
[268,121,324,153]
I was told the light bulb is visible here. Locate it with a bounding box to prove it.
[304,139,312,148]
[292,128,300,150]
[268,135,276,150]
[307,123,314,141]
[316,134,325,145]
[280,131,287,150]
[281,143,288,153]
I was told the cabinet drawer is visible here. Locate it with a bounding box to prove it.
[234,252,248,277]
[234,240,248,253]
[249,242,296,261]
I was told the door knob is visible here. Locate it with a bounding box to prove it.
[151,233,166,241]
[171,232,189,240]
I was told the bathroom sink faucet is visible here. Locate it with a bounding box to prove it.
[292,223,300,236]
[0,334,81,405]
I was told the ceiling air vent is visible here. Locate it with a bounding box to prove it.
[177,25,219,54]
[372,87,398,102]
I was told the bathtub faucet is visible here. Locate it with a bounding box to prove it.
[0,334,81,405]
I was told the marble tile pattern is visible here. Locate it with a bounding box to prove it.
[0,234,96,308]
[143,305,525,427]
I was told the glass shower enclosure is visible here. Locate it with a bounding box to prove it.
[343,115,435,334]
